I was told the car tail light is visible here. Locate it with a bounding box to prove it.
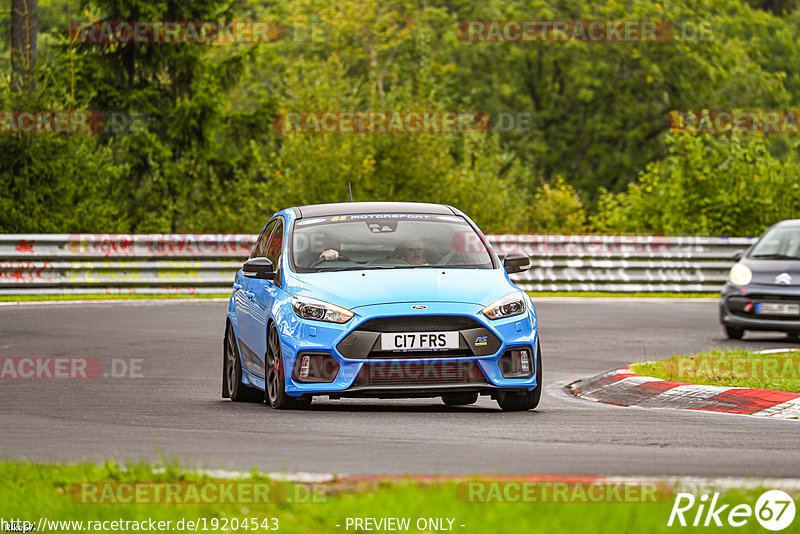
[498,347,534,378]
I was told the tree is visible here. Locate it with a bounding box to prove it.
[73,0,267,232]
[10,0,37,94]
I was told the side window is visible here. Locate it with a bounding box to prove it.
[265,219,284,266]
[251,220,276,259]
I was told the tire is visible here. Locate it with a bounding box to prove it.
[496,341,542,412]
[223,322,263,402]
[725,326,744,340]
[442,392,479,406]
[265,324,312,410]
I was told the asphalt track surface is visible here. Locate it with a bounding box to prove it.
[2,299,800,477]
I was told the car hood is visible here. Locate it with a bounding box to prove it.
[284,268,515,310]
[742,259,800,285]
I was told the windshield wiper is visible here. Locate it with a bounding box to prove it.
[315,264,483,272]
[315,265,372,272]
[750,253,800,260]
[380,265,436,269]
[315,265,409,272]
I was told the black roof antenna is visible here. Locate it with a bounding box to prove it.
[348,182,353,202]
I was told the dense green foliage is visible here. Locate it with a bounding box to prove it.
[594,134,800,236]
[2,0,800,235]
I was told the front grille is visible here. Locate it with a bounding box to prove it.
[337,315,501,359]
[353,360,487,387]
[366,348,472,359]
[356,315,483,332]
[727,295,800,320]
[745,294,800,303]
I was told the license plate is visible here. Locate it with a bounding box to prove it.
[380,332,460,351]
[756,303,800,316]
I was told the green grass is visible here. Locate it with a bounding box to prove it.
[631,349,800,392]
[0,293,230,302]
[0,460,792,533]
[527,291,717,298]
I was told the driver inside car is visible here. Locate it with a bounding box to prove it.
[296,233,343,266]
[394,239,427,265]
[318,235,343,262]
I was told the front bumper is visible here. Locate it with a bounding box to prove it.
[278,301,539,398]
[719,282,800,332]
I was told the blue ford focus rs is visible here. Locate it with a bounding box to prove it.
[222,202,541,411]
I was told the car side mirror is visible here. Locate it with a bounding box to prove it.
[732,250,744,261]
[242,257,274,280]
[503,253,531,274]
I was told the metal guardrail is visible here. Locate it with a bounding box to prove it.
[0,234,754,295]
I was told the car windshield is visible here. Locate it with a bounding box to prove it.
[290,213,494,272]
[750,226,800,260]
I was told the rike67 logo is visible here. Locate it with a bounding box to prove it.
[668,490,795,531]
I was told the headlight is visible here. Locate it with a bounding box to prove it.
[729,263,752,286]
[291,296,354,323]
[482,291,526,320]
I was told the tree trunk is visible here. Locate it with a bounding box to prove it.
[10,0,38,94]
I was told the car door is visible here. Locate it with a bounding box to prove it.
[238,217,285,377]
[236,219,276,377]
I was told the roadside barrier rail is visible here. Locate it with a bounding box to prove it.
[0,234,754,295]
